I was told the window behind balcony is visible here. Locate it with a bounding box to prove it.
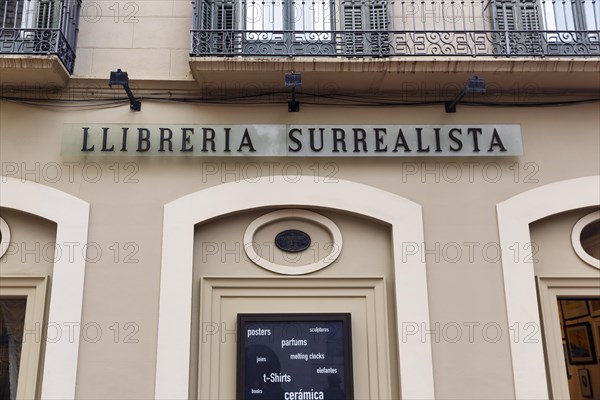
[542,0,600,30]
[492,0,600,55]
[243,0,333,32]
[195,0,390,56]
[0,0,60,30]
[242,0,335,53]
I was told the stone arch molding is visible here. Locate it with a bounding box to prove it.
[497,175,600,400]
[0,177,90,399]
[155,176,435,399]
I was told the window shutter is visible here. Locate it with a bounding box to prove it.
[369,1,389,30]
[519,1,541,30]
[201,0,235,53]
[368,0,390,55]
[36,0,58,29]
[343,2,365,53]
[494,1,516,30]
[343,2,363,30]
[199,0,233,30]
[493,0,543,54]
[494,0,541,31]
[342,0,390,55]
[199,0,212,30]
[215,1,234,30]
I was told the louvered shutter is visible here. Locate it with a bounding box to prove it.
[493,0,543,54]
[369,2,388,30]
[369,1,390,55]
[494,0,541,30]
[215,1,234,52]
[215,1,234,30]
[343,2,363,30]
[520,2,541,30]
[36,0,57,29]
[201,0,235,54]
[199,0,212,30]
[343,2,365,54]
[494,1,515,31]
[343,0,390,55]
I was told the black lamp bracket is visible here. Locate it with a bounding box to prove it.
[288,87,300,112]
[445,76,486,113]
[285,71,302,113]
[109,69,141,112]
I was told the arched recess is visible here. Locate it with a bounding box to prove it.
[0,177,90,399]
[497,175,600,400]
[155,176,434,399]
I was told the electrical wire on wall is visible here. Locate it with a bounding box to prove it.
[1,87,599,111]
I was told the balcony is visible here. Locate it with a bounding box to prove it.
[189,0,600,91]
[191,0,600,57]
[0,0,81,86]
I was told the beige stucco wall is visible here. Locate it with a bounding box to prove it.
[74,0,193,80]
[0,207,56,276]
[0,96,599,398]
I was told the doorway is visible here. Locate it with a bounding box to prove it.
[558,298,600,400]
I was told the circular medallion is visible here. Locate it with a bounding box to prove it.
[571,210,600,269]
[0,217,10,259]
[275,229,311,253]
[244,209,343,275]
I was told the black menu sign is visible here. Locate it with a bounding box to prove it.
[237,313,353,400]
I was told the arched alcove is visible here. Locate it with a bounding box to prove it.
[155,176,435,399]
[0,177,89,399]
[497,176,600,399]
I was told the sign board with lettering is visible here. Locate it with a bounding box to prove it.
[237,313,353,400]
[62,124,523,157]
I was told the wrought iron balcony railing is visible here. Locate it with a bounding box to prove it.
[191,0,600,57]
[0,0,81,73]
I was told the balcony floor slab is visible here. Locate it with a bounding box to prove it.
[0,55,70,88]
[189,57,600,93]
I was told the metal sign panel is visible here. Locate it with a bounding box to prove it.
[62,124,523,157]
[237,313,354,400]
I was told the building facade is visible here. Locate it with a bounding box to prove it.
[0,0,599,398]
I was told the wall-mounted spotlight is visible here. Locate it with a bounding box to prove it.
[109,69,141,112]
[285,71,302,112]
[445,76,486,113]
